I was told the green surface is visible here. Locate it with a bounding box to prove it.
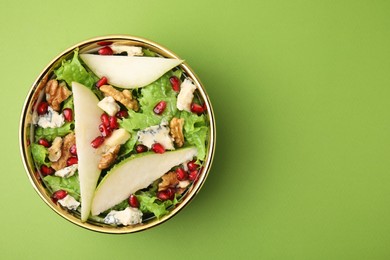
[1,0,390,259]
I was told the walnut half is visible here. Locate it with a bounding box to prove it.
[170,117,185,147]
[99,85,139,111]
[98,145,120,170]
[45,79,72,111]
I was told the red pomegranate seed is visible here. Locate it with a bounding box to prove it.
[136,144,148,153]
[157,188,175,201]
[187,160,199,171]
[202,102,207,112]
[98,46,113,55]
[52,189,68,202]
[176,167,188,181]
[128,194,139,208]
[109,116,118,129]
[153,101,167,115]
[169,76,181,92]
[37,101,49,115]
[69,144,77,156]
[191,103,204,114]
[95,76,108,88]
[152,143,165,154]
[97,41,112,46]
[41,165,54,176]
[38,138,50,148]
[63,108,73,122]
[101,113,110,127]
[66,156,78,166]
[91,136,105,148]
[116,110,128,119]
[188,170,199,181]
[99,123,112,137]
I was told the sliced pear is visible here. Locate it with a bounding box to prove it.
[80,54,183,89]
[91,147,197,216]
[72,82,103,221]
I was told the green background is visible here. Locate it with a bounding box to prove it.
[1,0,389,259]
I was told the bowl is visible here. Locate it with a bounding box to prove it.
[19,35,216,233]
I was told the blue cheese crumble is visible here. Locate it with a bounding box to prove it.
[104,207,143,226]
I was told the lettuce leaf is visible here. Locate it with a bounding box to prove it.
[44,174,80,200]
[54,50,97,89]
[179,111,209,161]
[121,73,177,132]
[136,191,178,219]
[31,143,50,167]
[35,123,73,142]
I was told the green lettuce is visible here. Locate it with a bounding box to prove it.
[44,174,80,200]
[35,122,73,142]
[121,73,178,132]
[136,191,178,219]
[54,50,98,89]
[180,111,209,161]
[31,143,50,167]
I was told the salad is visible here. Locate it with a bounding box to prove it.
[29,43,210,226]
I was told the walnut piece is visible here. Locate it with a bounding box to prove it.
[45,79,72,111]
[51,133,75,171]
[158,171,179,191]
[170,117,185,147]
[48,137,63,162]
[98,145,120,170]
[99,85,139,111]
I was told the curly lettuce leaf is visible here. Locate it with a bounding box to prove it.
[179,111,209,161]
[121,73,177,132]
[44,174,80,200]
[136,191,178,219]
[35,122,73,142]
[54,50,98,89]
[31,143,50,167]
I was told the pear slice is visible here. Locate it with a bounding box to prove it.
[72,82,103,221]
[80,54,183,89]
[91,147,197,216]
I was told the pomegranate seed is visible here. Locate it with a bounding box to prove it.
[157,188,175,201]
[98,46,113,55]
[37,101,49,115]
[91,136,105,148]
[188,170,199,181]
[109,116,118,129]
[38,138,50,148]
[176,167,188,181]
[191,103,204,114]
[52,189,68,202]
[66,156,78,166]
[187,160,199,171]
[101,113,110,127]
[169,76,181,92]
[128,194,139,208]
[95,76,108,88]
[97,41,112,46]
[136,144,148,153]
[63,108,73,122]
[153,101,167,115]
[69,144,77,156]
[99,123,112,137]
[152,143,165,154]
[202,102,207,112]
[40,165,54,176]
[116,110,128,119]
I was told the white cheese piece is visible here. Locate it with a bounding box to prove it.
[104,207,143,226]
[137,121,174,150]
[37,107,65,128]
[110,45,143,56]
[178,180,191,188]
[58,195,80,210]
[177,78,197,112]
[55,164,78,178]
[97,96,120,116]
